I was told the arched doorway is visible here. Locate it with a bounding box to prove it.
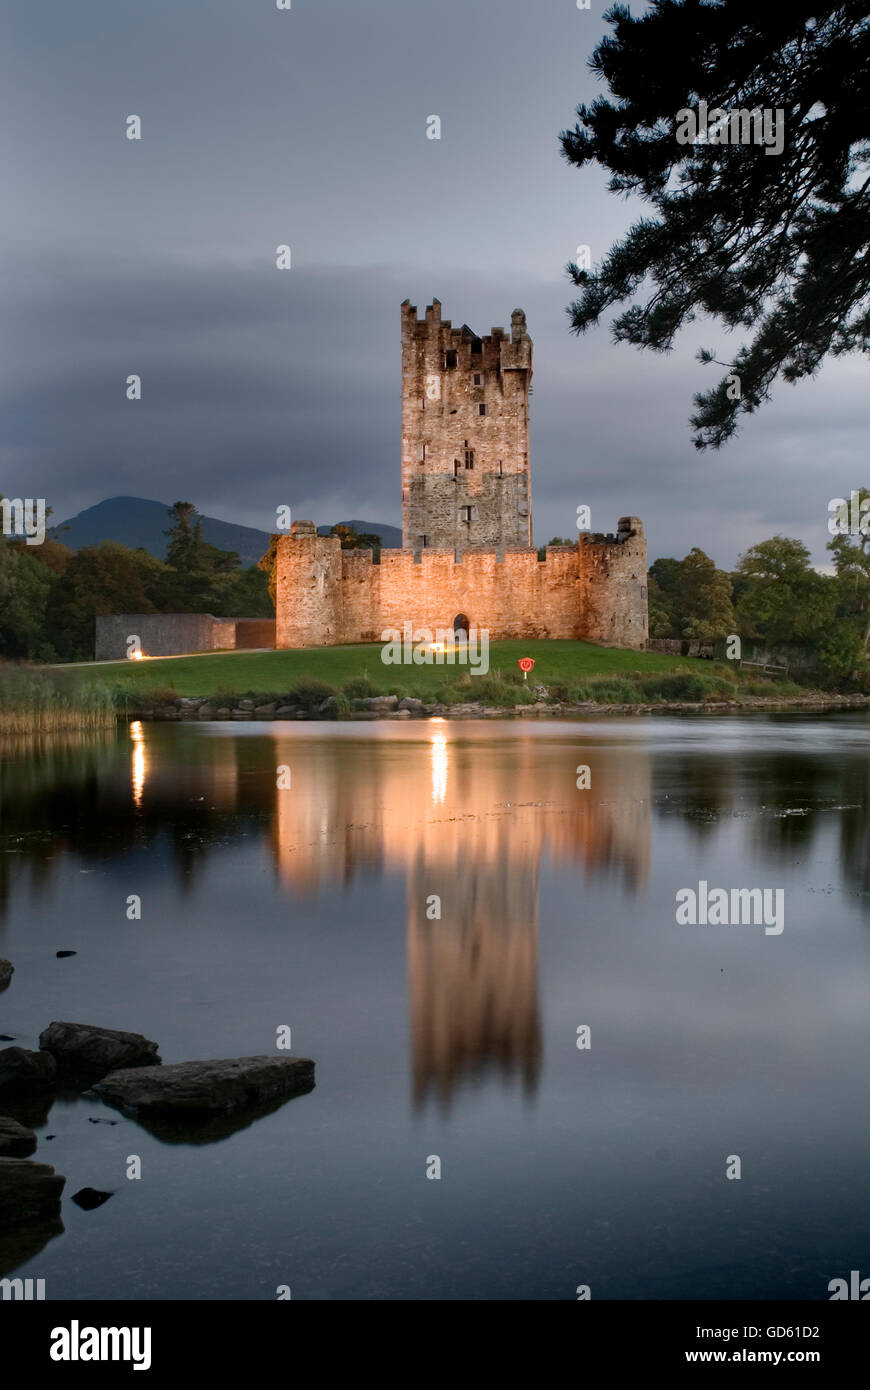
[453,613,470,637]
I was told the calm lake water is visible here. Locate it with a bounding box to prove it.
[1,713,869,1300]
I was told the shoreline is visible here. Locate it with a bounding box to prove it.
[122,691,870,722]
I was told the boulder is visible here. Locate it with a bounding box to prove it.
[398,697,423,711]
[0,959,13,992]
[39,1022,161,1079]
[72,1187,113,1211]
[253,703,277,716]
[196,705,216,719]
[236,699,255,710]
[0,1116,37,1157]
[0,1158,65,1226]
[0,1048,56,1099]
[360,695,398,710]
[91,1055,315,1118]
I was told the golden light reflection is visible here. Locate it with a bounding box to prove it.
[430,729,448,806]
[129,650,147,661]
[130,720,146,807]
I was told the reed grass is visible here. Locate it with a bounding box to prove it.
[0,665,117,735]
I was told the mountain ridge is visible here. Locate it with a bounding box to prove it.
[50,497,402,566]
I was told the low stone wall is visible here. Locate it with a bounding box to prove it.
[94,614,274,660]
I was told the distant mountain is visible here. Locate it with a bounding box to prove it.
[50,497,402,566]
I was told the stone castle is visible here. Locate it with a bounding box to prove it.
[276,299,647,649]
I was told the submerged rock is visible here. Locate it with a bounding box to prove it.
[39,1022,161,1079]
[0,1158,65,1226]
[91,1055,315,1118]
[0,1047,57,1099]
[0,1116,37,1157]
[72,1187,113,1211]
[0,959,14,992]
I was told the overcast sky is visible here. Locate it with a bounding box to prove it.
[2,0,866,567]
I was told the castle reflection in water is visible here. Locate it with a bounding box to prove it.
[268,724,650,1110]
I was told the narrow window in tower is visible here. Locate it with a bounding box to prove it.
[471,339,482,355]
[454,460,461,476]
[417,443,427,463]
[473,373,482,386]
[460,506,473,523]
[497,460,503,476]
[444,350,457,369]
[464,449,474,469]
[478,404,487,416]
[421,535,428,547]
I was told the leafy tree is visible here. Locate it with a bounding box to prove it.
[735,536,836,648]
[10,535,73,576]
[828,486,870,651]
[648,549,734,639]
[164,502,207,573]
[45,546,155,660]
[209,565,274,618]
[161,503,241,611]
[647,575,676,638]
[0,534,54,659]
[560,1,870,447]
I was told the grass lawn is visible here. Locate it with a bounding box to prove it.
[57,640,701,700]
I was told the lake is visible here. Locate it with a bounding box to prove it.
[1,713,868,1300]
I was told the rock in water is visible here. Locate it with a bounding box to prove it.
[0,959,13,992]
[39,1021,161,1079]
[91,1056,315,1117]
[72,1187,113,1211]
[0,1047,57,1099]
[0,1158,65,1225]
[0,1116,37,1157]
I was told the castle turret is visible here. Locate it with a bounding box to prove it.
[577,517,648,650]
[275,521,343,648]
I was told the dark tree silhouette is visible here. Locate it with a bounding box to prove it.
[560,1,870,447]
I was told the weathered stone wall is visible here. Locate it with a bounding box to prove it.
[275,519,648,649]
[576,518,648,649]
[274,522,343,649]
[94,613,237,661]
[401,300,532,550]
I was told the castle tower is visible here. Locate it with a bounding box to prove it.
[401,299,533,551]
